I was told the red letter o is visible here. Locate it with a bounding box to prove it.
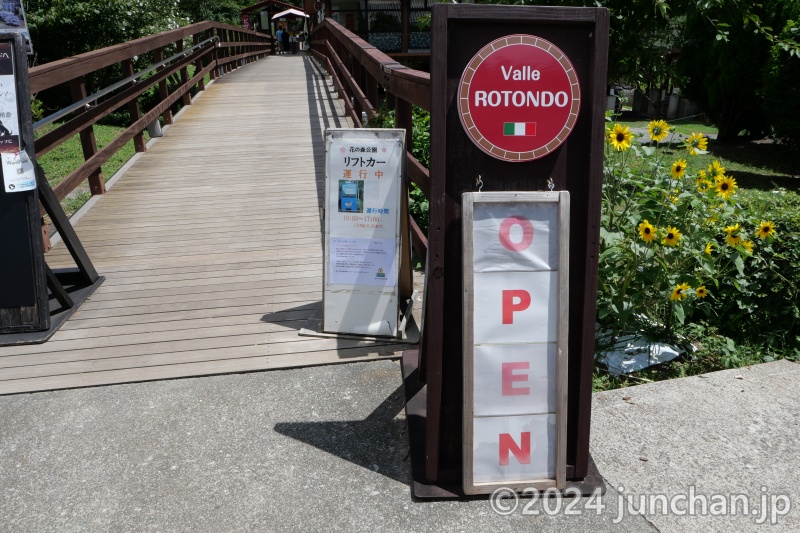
[498,216,533,252]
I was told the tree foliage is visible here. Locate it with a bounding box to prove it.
[478,0,800,141]
[26,0,257,66]
[674,0,800,141]
[26,0,186,65]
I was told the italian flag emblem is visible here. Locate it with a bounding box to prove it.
[503,122,537,136]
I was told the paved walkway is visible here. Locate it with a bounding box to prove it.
[1,358,797,531]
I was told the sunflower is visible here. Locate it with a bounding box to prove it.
[662,226,682,246]
[715,175,738,199]
[685,132,708,155]
[697,179,712,193]
[670,282,692,301]
[708,160,726,178]
[724,224,742,247]
[671,159,688,179]
[648,120,670,142]
[695,286,709,298]
[756,220,776,240]
[704,242,714,255]
[638,220,657,243]
[742,240,754,254]
[608,124,633,151]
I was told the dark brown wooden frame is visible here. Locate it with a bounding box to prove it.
[427,4,609,488]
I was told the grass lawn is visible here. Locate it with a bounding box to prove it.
[36,123,151,216]
[614,116,799,191]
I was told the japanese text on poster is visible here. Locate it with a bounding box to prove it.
[0,42,19,154]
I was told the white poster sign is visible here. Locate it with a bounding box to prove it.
[462,191,570,495]
[2,151,36,192]
[323,129,405,336]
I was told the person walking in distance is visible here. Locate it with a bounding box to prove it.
[276,26,284,54]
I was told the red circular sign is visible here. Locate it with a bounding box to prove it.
[458,35,581,162]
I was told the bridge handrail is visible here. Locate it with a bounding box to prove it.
[310,18,431,259]
[30,22,273,203]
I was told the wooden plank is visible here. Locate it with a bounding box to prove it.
[61,301,321,330]
[0,55,403,395]
[0,347,402,396]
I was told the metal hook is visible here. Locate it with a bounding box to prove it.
[475,175,484,192]
[547,177,555,191]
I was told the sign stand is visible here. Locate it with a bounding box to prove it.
[0,33,103,346]
[401,4,610,497]
[299,128,419,343]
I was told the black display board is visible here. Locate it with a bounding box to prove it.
[0,34,49,332]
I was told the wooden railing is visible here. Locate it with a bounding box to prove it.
[310,19,431,260]
[29,21,272,202]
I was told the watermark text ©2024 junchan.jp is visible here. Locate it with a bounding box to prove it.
[489,485,792,525]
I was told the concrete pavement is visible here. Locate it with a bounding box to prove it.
[1,358,797,532]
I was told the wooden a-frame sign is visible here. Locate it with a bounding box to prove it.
[400,4,609,497]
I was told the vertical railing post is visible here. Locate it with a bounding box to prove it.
[353,61,363,118]
[395,96,414,300]
[177,39,191,107]
[208,28,218,81]
[366,74,379,111]
[121,59,146,153]
[153,47,173,125]
[193,33,206,91]
[67,77,105,195]
[221,30,230,74]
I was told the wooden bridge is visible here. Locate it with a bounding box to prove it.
[0,21,429,395]
[1,7,607,491]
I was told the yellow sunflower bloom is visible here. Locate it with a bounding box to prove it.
[670,282,692,301]
[724,223,742,247]
[756,220,776,240]
[662,226,682,247]
[724,223,740,234]
[715,175,738,199]
[671,159,688,179]
[708,160,726,178]
[697,179,712,193]
[704,242,714,255]
[608,124,633,151]
[648,120,670,142]
[685,132,708,155]
[638,219,657,243]
[695,286,709,298]
[742,240,754,254]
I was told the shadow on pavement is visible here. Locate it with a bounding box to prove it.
[273,383,412,486]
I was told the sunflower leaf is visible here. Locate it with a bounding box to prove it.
[673,302,685,324]
[734,255,745,276]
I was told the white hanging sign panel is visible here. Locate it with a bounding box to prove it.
[2,150,35,192]
[462,191,570,494]
[323,129,405,337]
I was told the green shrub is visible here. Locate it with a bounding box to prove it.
[598,120,800,360]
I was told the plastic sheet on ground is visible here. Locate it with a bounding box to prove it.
[597,334,683,375]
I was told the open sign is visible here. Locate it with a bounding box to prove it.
[462,191,570,495]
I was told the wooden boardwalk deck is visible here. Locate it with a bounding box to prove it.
[0,55,410,395]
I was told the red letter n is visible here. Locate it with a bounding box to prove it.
[499,432,531,466]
